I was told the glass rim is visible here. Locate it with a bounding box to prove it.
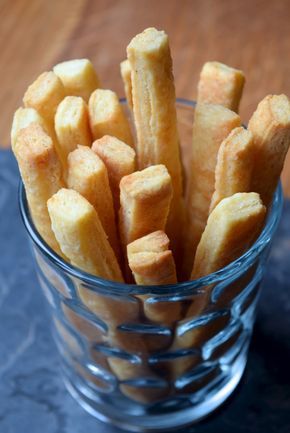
[18,98,284,295]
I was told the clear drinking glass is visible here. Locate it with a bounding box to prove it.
[19,99,283,432]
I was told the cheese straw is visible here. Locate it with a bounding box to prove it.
[120,59,133,110]
[13,123,64,255]
[23,71,65,131]
[127,231,180,324]
[119,165,173,248]
[88,89,134,147]
[210,127,255,212]
[53,59,101,102]
[108,357,168,403]
[197,61,245,112]
[248,94,290,207]
[55,96,92,169]
[77,276,164,404]
[48,189,156,399]
[128,231,177,286]
[192,193,266,279]
[47,188,123,282]
[67,145,120,258]
[92,135,136,212]
[171,193,266,378]
[11,107,48,151]
[47,188,162,403]
[183,103,241,278]
[127,27,184,258]
[119,164,172,281]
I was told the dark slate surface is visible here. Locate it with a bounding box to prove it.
[1,149,290,433]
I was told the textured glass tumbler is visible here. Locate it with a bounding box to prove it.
[19,100,283,432]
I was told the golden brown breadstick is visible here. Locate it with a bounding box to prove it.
[127,27,184,256]
[129,250,176,285]
[67,145,120,258]
[197,61,245,112]
[192,192,266,279]
[128,229,170,255]
[23,71,65,130]
[64,282,154,402]
[47,188,123,282]
[108,356,168,403]
[48,189,154,402]
[92,135,136,212]
[127,231,177,286]
[53,59,101,102]
[127,231,180,325]
[76,285,140,334]
[88,89,134,146]
[120,59,133,110]
[11,107,47,150]
[248,94,290,207]
[183,103,241,278]
[75,270,162,404]
[187,192,265,331]
[106,303,168,403]
[171,193,266,378]
[119,165,173,248]
[209,127,255,211]
[13,123,64,255]
[55,96,92,168]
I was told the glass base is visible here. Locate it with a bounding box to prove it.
[62,352,247,432]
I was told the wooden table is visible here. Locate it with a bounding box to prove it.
[1,0,290,194]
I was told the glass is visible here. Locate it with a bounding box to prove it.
[19,99,283,432]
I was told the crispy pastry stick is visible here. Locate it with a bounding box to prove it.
[23,71,65,131]
[119,165,173,248]
[183,103,241,278]
[92,135,136,212]
[248,94,290,207]
[88,89,134,147]
[47,188,123,282]
[11,107,48,151]
[48,190,161,402]
[73,267,163,404]
[47,189,158,401]
[120,59,133,110]
[192,193,266,279]
[210,127,255,211]
[197,61,245,112]
[53,59,101,102]
[128,231,177,285]
[127,231,180,325]
[55,96,92,168]
[67,145,120,258]
[171,193,266,378]
[13,123,64,255]
[108,357,169,404]
[127,27,184,256]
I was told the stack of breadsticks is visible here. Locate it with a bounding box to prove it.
[12,28,290,400]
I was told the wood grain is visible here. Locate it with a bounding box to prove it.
[1,0,290,195]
